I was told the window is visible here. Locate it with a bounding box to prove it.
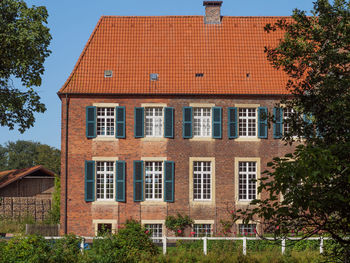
[145,107,163,137]
[238,162,257,201]
[239,224,256,236]
[283,108,294,135]
[145,224,163,242]
[96,161,114,200]
[193,161,211,201]
[193,224,211,237]
[238,108,257,137]
[193,108,211,137]
[145,161,163,200]
[97,223,112,235]
[97,107,115,137]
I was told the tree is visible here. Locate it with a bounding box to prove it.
[236,0,350,261]
[0,0,51,133]
[0,140,60,175]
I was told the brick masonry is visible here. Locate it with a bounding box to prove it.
[60,95,294,236]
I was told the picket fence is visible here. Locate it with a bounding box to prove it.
[0,235,325,256]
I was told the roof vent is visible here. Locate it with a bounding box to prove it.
[195,73,204,77]
[150,73,159,81]
[104,70,113,78]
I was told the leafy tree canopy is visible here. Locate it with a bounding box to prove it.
[236,0,350,260]
[0,140,60,175]
[0,0,51,133]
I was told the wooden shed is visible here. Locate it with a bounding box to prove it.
[0,165,55,198]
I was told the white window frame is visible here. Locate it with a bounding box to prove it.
[238,161,257,201]
[283,107,295,135]
[193,223,212,237]
[193,107,212,138]
[96,161,115,201]
[144,161,163,201]
[145,223,163,242]
[238,108,257,138]
[96,107,115,137]
[193,161,212,201]
[144,107,164,137]
[238,224,257,236]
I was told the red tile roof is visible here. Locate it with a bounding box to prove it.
[0,165,55,189]
[59,16,292,95]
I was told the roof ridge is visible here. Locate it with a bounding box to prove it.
[60,17,105,93]
[100,15,291,18]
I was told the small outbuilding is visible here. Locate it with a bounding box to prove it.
[0,165,55,198]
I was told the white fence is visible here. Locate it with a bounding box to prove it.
[1,236,328,256]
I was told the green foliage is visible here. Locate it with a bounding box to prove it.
[236,1,350,261]
[45,175,60,224]
[165,213,193,236]
[0,0,51,132]
[49,234,82,263]
[0,140,60,174]
[85,219,158,263]
[0,215,35,234]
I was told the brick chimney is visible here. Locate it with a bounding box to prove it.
[203,1,223,24]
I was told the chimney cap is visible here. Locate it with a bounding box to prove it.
[203,1,223,7]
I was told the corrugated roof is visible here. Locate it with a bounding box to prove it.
[59,16,292,95]
[0,165,55,189]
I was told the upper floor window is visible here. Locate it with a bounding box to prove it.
[238,108,257,137]
[238,161,257,201]
[193,161,212,201]
[193,108,211,137]
[145,161,163,200]
[145,107,163,137]
[283,108,294,135]
[97,108,115,137]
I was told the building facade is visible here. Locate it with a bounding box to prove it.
[58,1,293,237]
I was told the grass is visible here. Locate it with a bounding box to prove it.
[0,215,35,234]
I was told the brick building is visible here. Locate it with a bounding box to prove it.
[58,1,293,237]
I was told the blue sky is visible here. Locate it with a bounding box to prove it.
[0,0,316,149]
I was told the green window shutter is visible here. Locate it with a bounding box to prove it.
[228,107,238,139]
[273,107,283,139]
[258,107,268,139]
[164,161,174,202]
[303,113,314,137]
[134,107,144,138]
[212,107,222,139]
[133,161,144,202]
[183,107,193,138]
[86,106,96,138]
[164,107,174,138]
[116,106,126,138]
[115,161,126,202]
[85,160,95,202]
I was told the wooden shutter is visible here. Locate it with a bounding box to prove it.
[85,160,95,202]
[133,161,144,201]
[258,107,268,139]
[115,161,126,202]
[183,107,193,138]
[116,106,125,138]
[164,161,174,202]
[86,106,96,138]
[228,107,238,139]
[212,107,222,139]
[134,107,144,138]
[164,107,174,138]
[273,107,283,139]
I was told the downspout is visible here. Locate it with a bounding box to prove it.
[64,94,69,234]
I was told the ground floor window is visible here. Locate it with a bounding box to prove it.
[97,223,112,235]
[145,223,163,242]
[193,224,211,237]
[238,224,256,236]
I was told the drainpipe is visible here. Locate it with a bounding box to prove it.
[64,94,69,234]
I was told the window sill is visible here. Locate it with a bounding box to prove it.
[234,137,261,142]
[141,200,167,206]
[189,137,214,142]
[92,200,119,205]
[190,200,215,206]
[141,137,168,142]
[236,200,257,206]
[93,137,118,142]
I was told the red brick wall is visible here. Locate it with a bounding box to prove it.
[60,95,294,236]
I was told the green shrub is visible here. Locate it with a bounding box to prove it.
[0,235,51,263]
[50,234,82,263]
[85,219,158,263]
[165,213,193,236]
